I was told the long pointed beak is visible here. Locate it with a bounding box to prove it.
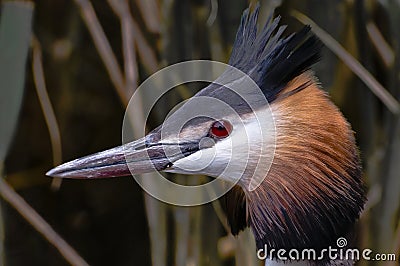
[46,137,174,179]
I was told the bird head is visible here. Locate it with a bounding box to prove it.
[47,3,365,260]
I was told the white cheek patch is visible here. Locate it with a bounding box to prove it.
[171,145,222,174]
[167,110,276,190]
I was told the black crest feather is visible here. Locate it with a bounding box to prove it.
[228,4,322,102]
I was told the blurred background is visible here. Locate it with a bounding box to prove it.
[0,0,399,265]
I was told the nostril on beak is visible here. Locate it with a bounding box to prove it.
[145,136,152,148]
[145,133,159,147]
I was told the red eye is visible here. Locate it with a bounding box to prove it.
[210,120,232,139]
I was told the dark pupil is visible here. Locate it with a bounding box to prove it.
[211,122,228,137]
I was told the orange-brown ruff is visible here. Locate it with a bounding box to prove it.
[223,72,365,264]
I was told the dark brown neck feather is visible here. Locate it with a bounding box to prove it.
[221,73,365,263]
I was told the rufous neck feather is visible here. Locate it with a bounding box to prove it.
[219,4,365,265]
[223,73,365,265]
